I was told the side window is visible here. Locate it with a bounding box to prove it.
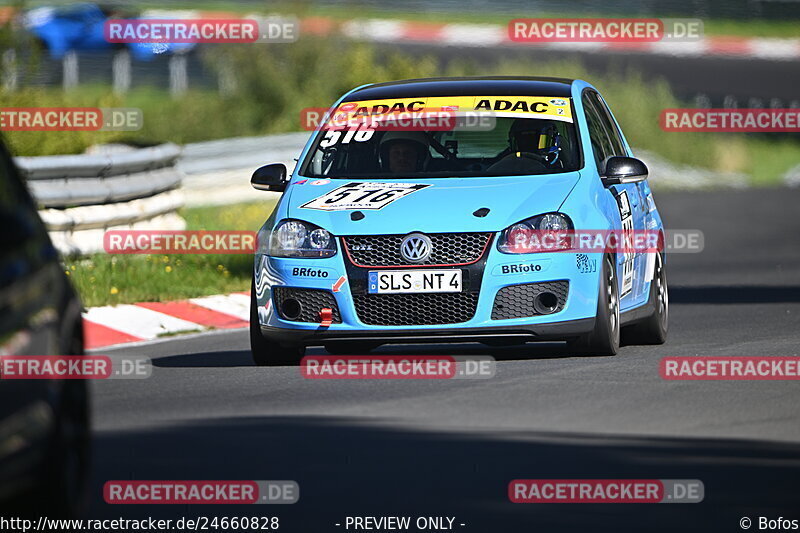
[582,93,615,172]
[591,92,627,156]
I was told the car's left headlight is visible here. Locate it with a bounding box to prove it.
[497,212,573,254]
[260,219,337,258]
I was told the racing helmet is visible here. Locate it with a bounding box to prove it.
[379,131,430,172]
[508,119,562,164]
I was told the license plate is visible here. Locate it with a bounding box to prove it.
[368,270,462,294]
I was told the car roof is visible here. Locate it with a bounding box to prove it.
[343,76,575,101]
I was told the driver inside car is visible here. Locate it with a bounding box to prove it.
[379,131,430,174]
[487,119,563,175]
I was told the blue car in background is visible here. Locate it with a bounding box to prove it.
[249,77,669,364]
[23,3,193,60]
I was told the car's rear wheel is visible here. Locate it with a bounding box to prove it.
[568,255,620,356]
[622,252,668,345]
[250,279,305,366]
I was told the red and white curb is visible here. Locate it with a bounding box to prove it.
[83,292,250,350]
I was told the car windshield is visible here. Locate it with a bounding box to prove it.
[299,96,581,178]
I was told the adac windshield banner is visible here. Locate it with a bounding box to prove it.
[322,96,573,130]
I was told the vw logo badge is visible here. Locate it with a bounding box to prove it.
[400,233,432,263]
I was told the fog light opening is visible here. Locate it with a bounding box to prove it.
[534,292,559,315]
[282,298,302,320]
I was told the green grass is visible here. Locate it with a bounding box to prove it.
[67,200,276,307]
[745,138,800,186]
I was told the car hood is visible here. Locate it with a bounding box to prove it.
[285,172,581,235]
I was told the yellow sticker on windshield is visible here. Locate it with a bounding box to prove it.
[470,96,572,121]
[332,96,573,124]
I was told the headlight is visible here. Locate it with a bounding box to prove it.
[265,219,337,258]
[497,212,573,254]
[276,221,307,250]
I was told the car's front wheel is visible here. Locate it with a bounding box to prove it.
[250,279,305,366]
[568,255,620,356]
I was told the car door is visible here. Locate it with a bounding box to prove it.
[581,90,647,308]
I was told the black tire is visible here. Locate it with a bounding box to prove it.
[568,255,620,356]
[250,279,305,366]
[622,253,668,345]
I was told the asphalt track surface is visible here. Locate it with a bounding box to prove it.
[88,188,800,532]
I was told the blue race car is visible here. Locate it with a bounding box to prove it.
[250,77,668,364]
[23,3,194,60]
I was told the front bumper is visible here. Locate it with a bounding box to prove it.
[261,318,595,347]
[254,244,603,347]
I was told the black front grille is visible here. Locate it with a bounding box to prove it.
[343,233,492,267]
[273,287,342,323]
[491,281,569,320]
[353,293,479,326]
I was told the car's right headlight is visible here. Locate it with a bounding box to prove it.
[263,219,337,258]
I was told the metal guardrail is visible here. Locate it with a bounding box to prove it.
[18,143,182,205]
[17,143,185,256]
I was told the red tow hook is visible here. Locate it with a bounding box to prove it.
[319,308,333,327]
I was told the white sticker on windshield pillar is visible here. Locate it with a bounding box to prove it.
[300,182,431,211]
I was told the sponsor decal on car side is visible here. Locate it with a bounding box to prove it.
[615,190,635,297]
[576,253,597,274]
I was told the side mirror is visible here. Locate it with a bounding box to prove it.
[601,156,648,186]
[251,163,289,192]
